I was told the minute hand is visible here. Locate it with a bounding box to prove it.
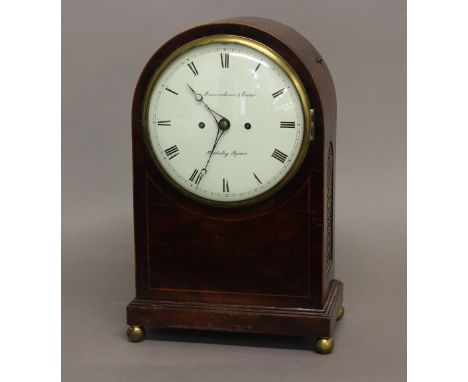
[196,123,227,188]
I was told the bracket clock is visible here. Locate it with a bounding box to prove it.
[126,17,344,354]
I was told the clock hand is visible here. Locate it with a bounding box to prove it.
[186,83,203,102]
[197,129,224,188]
[198,128,225,184]
[185,83,231,187]
[186,83,230,130]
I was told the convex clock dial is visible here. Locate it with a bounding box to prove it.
[146,37,310,205]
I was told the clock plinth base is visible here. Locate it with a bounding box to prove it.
[127,279,343,349]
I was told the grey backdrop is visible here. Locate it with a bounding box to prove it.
[62,0,406,381]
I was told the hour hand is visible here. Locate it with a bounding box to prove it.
[186,83,229,129]
[186,83,203,102]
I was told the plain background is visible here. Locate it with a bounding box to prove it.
[62,0,406,381]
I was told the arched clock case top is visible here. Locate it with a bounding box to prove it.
[127,17,343,354]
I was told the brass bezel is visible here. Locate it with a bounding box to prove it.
[143,35,311,207]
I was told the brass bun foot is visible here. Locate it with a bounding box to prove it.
[314,337,334,354]
[337,306,345,321]
[127,325,145,342]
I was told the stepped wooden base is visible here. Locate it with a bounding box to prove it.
[127,280,343,352]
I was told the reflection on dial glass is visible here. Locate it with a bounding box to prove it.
[147,39,306,204]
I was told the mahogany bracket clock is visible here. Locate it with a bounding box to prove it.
[126,17,344,354]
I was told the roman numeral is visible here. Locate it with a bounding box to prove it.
[164,145,179,160]
[253,172,262,185]
[189,169,201,184]
[254,63,261,72]
[220,53,229,68]
[157,120,171,126]
[165,87,178,95]
[271,148,288,163]
[188,61,198,76]
[272,88,285,98]
[222,178,230,193]
[280,121,295,128]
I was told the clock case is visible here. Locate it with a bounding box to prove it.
[127,17,343,344]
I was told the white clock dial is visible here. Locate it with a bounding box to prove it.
[146,37,309,205]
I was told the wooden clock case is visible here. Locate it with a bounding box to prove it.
[127,17,344,353]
